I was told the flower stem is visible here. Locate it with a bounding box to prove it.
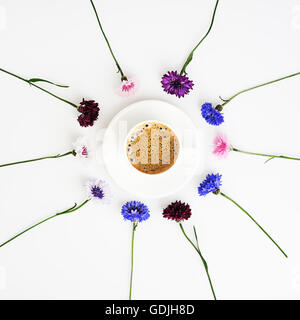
[129,221,137,300]
[179,223,217,300]
[232,148,300,163]
[0,151,74,168]
[0,68,78,108]
[221,72,300,107]
[220,192,287,258]
[0,200,90,248]
[89,0,126,80]
[180,0,219,75]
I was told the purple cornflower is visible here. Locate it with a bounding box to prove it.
[161,71,194,98]
[86,178,111,204]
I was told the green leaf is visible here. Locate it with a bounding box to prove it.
[264,156,276,164]
[181,52,194,75]
[28,78,69,88]
[186,52,194,66]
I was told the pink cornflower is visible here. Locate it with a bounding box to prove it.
[73,137,90,159]
[117,78,137,97]
[213,134,231,158]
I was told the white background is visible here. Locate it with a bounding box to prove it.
[0,0,300,300]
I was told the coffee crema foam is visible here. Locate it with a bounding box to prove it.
[126,122,179,174]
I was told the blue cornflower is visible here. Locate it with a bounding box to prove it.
[201,103,224,126]
[121,201,150,223]
[198,173,222,196]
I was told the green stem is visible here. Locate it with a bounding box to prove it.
[0,151,74,168]
[232,148,300,162]
[89,0,126,80]
[129,221,137,300]
[220,192,287,258]
[180,0,219,75]
[0,68,78,108]
[179,223,217,300]
[221,72,300,107]
[0,200,90,248]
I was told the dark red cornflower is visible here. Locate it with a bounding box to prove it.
[77,99,99,127]
[163,201,192,222]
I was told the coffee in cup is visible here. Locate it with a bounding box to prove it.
[126,121,180,174]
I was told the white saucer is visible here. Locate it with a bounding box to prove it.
[102,100,203,198]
